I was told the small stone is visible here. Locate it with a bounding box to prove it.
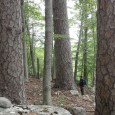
[70,90,79,96]
[0,97,12,108]
[68,107,86,115]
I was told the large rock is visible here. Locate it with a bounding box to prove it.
[28,105,72,115]
[0,97,71,115]
[0,105,72,115]
[0,111,20,115]
[68,107,86,115]
[0,97,12,108]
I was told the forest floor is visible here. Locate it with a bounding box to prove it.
[25,78,95,115]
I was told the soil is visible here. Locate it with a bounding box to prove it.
[25,78,95,115]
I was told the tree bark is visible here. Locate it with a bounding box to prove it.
[43,0,53,105]
[96,1,115,115]
[53,0,76,90]
[52,53,56,80]
[92,23,96,87]
[0,0,26,104]
[83,27,88,81]
[22,38,28,80]
[30,24,36,78]
[37,58,40,79]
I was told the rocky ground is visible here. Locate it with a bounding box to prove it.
[25,78,95,115]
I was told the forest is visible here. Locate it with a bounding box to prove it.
[0,0,115,115]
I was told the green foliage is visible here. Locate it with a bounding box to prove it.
[23,0,97,85]
[24,1,43,21]
[72,0,97,86]
[23,0,45,77]
[54,34,68,40]
[35,47,44,77]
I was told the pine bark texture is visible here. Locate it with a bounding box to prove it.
[96,1,115,115]
[43,0,53,105]
[0,0,26,104]
[53,0,76,90]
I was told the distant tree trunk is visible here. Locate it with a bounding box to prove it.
[0,0,26,104]
[25,19,36,77]
[21,0,28,80]
[81,29,84,76]
[92,24,96,87]
[53,0,76,90]
[43,0,53,105]
[74,22,83,83]
[30,25,36,78]
[22,38,28,80]
[37,58,40,79]
[81,53,84,76]
[96,1,115,115]
[52,50,56,80]
[83,28,88,81]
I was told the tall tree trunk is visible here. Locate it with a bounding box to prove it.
[0,0,26,104]
[52,53,56,80]
[80,31,84,76]
[43,0,53,105]
[25,19,36,77]
[96,1,115,115]
[37,58,40,79]
[30,24,36,78]
[53,0,76,90]
[22,38,28,80]
[21,0,28,80]
[92,24,96,87]
[52,43,56,80]
[83,28,88,81]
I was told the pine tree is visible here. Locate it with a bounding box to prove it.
[0,0,26,104]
